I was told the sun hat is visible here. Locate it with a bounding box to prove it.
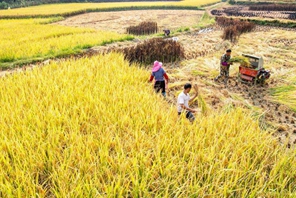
[152,61,163,72]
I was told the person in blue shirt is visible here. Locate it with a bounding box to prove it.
[149,61,169,97]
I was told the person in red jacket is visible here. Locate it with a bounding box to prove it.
[149,61,169,97]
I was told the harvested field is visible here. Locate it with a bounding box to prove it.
[161,28,296,147]
[87,28,225,60]
[56,10,204,34]
[211,6,296,20]
[249,4,296,11]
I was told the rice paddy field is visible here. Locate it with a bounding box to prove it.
[162,26,296,145]
[0,18,132,69]
[0,0,219,17]
[1,0,296,196]
[1,53,296,197]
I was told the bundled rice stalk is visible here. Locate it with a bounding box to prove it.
[126,21,158,35]
[222,26,239,43]
[198,94,209,116]
[217,17,256,43]
[229,56,251,67]
[123,38,184,64]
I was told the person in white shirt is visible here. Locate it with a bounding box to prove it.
[177,83,199,122]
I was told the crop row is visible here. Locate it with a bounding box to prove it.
[211,9,296,20]
[249,4,296,11]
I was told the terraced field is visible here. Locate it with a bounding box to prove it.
[211,5,296,20]
[0,0,219,17]
[56,10,204,33]
[1,1,296,196]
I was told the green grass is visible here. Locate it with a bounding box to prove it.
[195,11,216,28]
[176,28,183,33]
[184,27,190,31]
[248,19,296,28]
[38,16,65,24]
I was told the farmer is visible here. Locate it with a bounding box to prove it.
[149,61,169,97]
[177,83,199,122]
[214,49,232,84]
[163,29,170,37]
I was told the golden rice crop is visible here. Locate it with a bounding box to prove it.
[0,18,132,68]
[0,0,219,17]
[0,53,295,197]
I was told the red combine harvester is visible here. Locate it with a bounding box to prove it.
[238,54,271,84]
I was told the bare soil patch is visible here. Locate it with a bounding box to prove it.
[56,10,204,34]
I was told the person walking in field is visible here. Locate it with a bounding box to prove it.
[214,49,232,84]
[177,83,199,122]
[149,61,169,97]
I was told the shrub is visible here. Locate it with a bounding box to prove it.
[0,1,8,9]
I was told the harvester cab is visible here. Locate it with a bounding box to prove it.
[238,54,270,84]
